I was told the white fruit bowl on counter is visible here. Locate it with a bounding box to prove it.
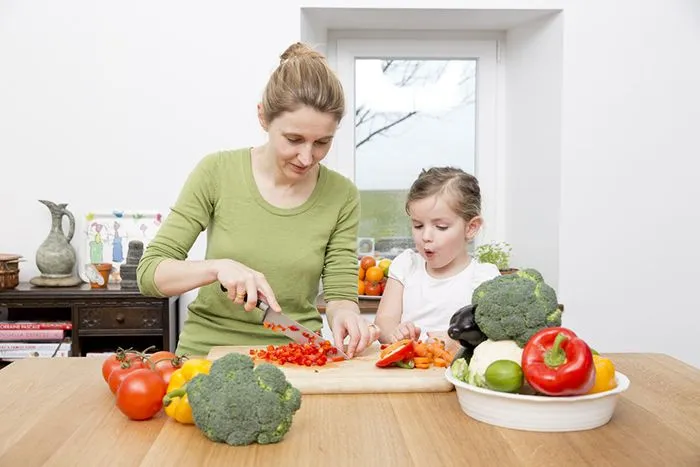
[444,368,630,432]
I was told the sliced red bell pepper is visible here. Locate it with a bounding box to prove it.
[376,340,414,368]
[521,327,596,396]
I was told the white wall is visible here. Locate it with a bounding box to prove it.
[1,0,699,367]
[0,2,298,274]
[504,14,563,287]
[557,0,700,366]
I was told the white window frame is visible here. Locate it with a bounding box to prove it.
[327,38,505,242]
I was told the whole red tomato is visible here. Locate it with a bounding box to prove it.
[157,365,178,386]
[101,351,143,382]
[108,360,146,394]
[149,352,185,386]
[116,369,167,421]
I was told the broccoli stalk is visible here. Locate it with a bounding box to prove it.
[185,352,302,446]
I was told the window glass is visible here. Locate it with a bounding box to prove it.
[354,58,477,258]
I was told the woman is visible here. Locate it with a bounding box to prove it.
[137,42,377,358]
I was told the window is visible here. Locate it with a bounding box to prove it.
[330,39,501,258]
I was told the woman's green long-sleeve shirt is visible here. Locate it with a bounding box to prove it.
[136,148,360,356]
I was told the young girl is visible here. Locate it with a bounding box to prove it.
[373,167,500,346]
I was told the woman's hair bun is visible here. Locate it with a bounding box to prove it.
[280,42,325,64]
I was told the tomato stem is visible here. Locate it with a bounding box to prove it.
[140,345,156,356]
[152,355,187,368]
[115,347,138,361]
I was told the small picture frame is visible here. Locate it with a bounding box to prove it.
[79,210,164,283]
[357,237,375,257]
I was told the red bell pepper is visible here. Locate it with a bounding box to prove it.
[521,327,596,396]
[376,339,415,368]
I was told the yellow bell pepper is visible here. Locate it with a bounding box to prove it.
[162,358,212,424]
[587,355,617,394]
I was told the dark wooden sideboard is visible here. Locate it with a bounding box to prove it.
[0,283,179,358]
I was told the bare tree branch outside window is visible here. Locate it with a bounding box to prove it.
[354,58,477,252]
[354,59,475,149]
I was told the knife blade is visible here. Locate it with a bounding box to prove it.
[219,284,349,359]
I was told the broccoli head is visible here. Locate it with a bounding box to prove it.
[472,268,562,347]
[186,352,302,446]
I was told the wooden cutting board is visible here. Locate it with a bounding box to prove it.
[207,343,454,395]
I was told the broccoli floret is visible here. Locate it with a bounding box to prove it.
[255,363,290,394]
[186,353,302,446]
[514,269,544,283]
[472,269,562,347]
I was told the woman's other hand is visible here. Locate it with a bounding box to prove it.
[329,308,380,358]
[216,259,281,312]
[390,321,421,342]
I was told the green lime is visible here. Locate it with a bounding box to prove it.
[484,360,524,393]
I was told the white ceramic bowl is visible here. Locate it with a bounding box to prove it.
[444,368,630,432]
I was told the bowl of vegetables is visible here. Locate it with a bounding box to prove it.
[444,268,631,432]
[446,364,630,433]
[445,327,630,432]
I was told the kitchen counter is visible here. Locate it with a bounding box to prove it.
[0,353,698,466]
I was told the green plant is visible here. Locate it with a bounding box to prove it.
[474,241,512,271]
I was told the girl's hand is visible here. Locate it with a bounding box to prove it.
[391,321,421,342]
[216,259,281,312]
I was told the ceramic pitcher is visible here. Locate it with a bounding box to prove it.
[35,200,77,278]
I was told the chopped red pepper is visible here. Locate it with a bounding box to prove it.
[263,321,290,332]
[521,327,596,396]
[250,336,342,367]
[258,320,344,367]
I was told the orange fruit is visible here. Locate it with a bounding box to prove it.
[365,266,384,283]
[358,278,365,295]
[360,256,376,271]
[358,267,365,281]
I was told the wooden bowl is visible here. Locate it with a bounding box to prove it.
[0,254,22,290]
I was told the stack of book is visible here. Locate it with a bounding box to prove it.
[0,321,72,361]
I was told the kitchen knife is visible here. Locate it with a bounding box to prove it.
[219,284,349,359]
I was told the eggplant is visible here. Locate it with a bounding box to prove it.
[447,304,488,363]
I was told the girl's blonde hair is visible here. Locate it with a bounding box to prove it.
[261,42,345,123]
[406,167,482,222]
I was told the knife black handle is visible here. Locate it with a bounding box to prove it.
[219,283,267,311]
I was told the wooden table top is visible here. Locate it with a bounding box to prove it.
[0,353,698,466]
